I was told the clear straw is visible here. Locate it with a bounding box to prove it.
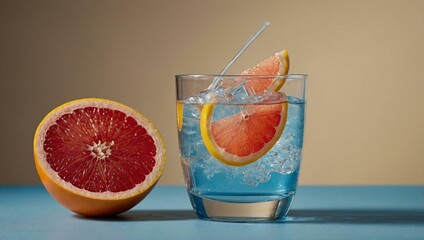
[207,21,270,91]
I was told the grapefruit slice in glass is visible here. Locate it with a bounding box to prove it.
[200,50,290,166]
[33,98,166,216]
[200,99,288,166]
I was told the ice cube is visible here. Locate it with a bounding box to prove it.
[242,162,271,187]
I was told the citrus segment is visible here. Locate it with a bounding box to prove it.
[34,98,166,216]
[241,50,290,93]
[201,100,288,166]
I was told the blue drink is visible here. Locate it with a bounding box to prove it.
[176,75,307,222]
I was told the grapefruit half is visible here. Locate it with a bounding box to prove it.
[33,98,166,216]
[200,50,290,166]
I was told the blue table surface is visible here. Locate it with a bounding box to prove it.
[1,186,423,240]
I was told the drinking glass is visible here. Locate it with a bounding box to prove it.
[176,74,307,222]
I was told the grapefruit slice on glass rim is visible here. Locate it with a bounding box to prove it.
[200,50,290,166]
[33,98,165,216]
[241,49,290,93]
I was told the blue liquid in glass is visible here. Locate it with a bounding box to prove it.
[178,96,305,206]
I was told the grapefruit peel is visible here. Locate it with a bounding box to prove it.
[268,50,290,91]
[176,101,184,131]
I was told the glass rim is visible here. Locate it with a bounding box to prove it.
[176,74,308,79]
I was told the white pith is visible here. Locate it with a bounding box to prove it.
[88,140,115,160]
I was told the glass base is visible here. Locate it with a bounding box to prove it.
[188,192,294,222]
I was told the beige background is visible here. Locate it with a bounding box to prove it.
[1,0,423,186]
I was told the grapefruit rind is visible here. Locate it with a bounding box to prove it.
[200,101,288,167]
[268,50,290,91]
[33,98,166,216]
[176,101,184,131]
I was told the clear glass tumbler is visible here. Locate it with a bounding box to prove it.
[176,74,307,222]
